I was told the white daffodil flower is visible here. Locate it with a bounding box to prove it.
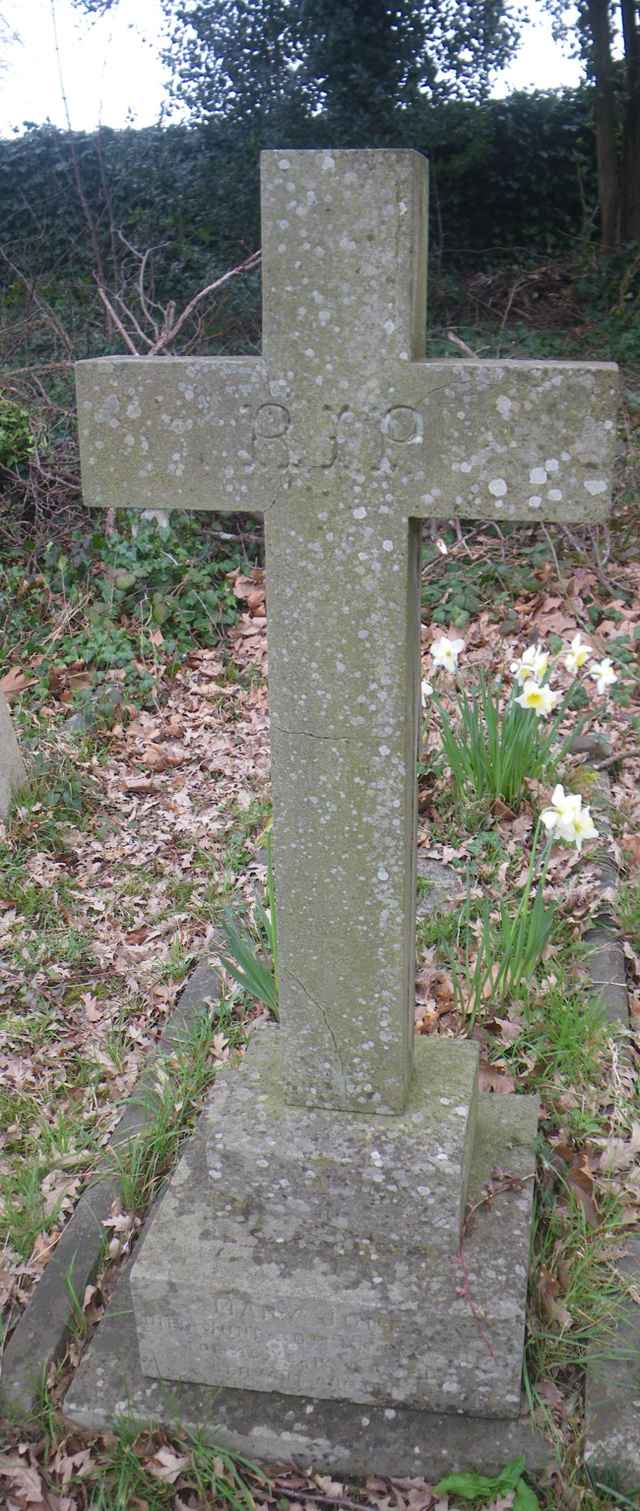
[421,679,433,706]
[564,632,592,676]
[589,657,617,695]
[430,635,464,674]
[541,785,598,850]
[567,804,599,850]
[540,784,582,835]
[515,679,560,718]
[510,643,549,685]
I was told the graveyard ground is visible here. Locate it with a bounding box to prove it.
[1,301,640,1506]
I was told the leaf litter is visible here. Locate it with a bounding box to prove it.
[0,548,639,1506]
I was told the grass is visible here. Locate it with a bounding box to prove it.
[435,674,570,809]
[110,1004,242,1214]
[219,834,279,1018]
[80,1420,261,1511]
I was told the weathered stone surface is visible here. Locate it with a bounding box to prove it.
[0,692,25,820]
[416,856,464,918]
[64,1090,545,1474]
[75,150,619,1116]
[130,1032,537,1418]
[585,1236,640,1492]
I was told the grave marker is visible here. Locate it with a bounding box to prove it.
[76,148,618,1117]
[67,150,618,1452]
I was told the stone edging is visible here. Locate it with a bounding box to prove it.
[573,741,640,1494]
[0,962,222,1421]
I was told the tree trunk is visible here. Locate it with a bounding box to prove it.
[621,0,640,240]
[587,0,621,250]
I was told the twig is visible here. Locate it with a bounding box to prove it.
[456,1169,536,1360]
[447,329,479,358]
[542,524,564,586]
[148,249,261,354]
[270,1484,376,1511]
[593,748,640,770]
[113,291,154,350]
[558,524,616,595]
[96,286,139,355]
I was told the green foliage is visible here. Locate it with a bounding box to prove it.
[0,87,601,364]
[167,0,522,137]
[0,514,252,709]
[112,1008,230,1212]
[220,838,279,1018]
[0,396,34,469]
[450,865,558,1021]
[421,540,549,628]
[434,675,570,809]
[518,979,608,1088]
[89,1420,260,1511]
[434,1455,540,1507]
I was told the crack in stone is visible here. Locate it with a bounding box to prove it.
[284,969,348,1101]
[271,722,354,743]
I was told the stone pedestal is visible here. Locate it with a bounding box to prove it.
[128,1031,536,1421]
[64,1031,542,1474]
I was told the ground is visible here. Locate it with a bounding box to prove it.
[0,519,639,1507]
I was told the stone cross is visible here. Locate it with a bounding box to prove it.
[76,149,618,1117]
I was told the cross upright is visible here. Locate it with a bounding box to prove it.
[76,149,618,1117]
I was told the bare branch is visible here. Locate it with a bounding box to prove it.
[148,249,262,354]
[96,285,140,355]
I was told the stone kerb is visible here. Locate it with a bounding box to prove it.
[0,691,26,820]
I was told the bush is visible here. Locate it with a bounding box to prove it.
[0,396,34,470]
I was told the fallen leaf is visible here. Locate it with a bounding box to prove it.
[566,1152,599,1225]
[145,1446,190,1483]
[622,832,640,868]
[0,1452,45,1502]
[478,1062,516,1094]
[0,667,36,698]
[539,1267,573,1331]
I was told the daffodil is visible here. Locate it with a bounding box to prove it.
[540,784,582,836]
[515,679,560,718]
[421,679,433,706]
[589,657,617,695]
[510,643,549,685]
[564,632,592,676]
[541,784,598,851]
[430,635,464,674]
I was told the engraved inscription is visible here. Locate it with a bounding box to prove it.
[383,405,423,445]
[251,402,424,474]
[336,408,383,470]
[253,402,290,468]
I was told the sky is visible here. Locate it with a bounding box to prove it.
[0,0,582,139]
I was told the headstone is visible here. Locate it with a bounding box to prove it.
[0,691,26,820]
[65,150,618,1466]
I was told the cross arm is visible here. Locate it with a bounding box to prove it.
[75,356,279,514]
[385,359,619,524]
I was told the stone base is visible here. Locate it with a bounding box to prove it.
[63,1261,550,1479]
[63,1038,541,1472]
[128,1033,536,1417]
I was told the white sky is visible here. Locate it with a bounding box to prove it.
[0,0,582,138]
